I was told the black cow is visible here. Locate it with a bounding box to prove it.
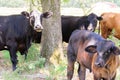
[67,30,120,80]
[32,13,99,43]
[62,13,98,42]
[0,10,52,71]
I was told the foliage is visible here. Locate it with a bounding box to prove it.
[61,0,95,8]
[0,0,26,7]
[1,43,67,80]
[16,57,45,74]
[25,0,42,11]
[2,50,10,59]
[61,0,93,15]
[61,0,69,3]
[46,62,67,80]
[1,43,46,79]
[16,43,45,72]
[61,0,120,15]
[61,0,120,8]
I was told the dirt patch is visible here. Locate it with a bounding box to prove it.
[21,73,46,80]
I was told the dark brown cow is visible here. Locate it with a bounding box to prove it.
[67,30,120,80]
[98,12,120,39]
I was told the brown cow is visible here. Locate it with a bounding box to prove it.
[98,12,120,39]
[67,30,120,80]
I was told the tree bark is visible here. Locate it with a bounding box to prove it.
[40,0,63,66]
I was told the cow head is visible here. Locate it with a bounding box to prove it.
[87,13,98,31]
[21,10,53,32]
[85,40,120,67]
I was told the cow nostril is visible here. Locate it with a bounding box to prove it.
[88,28,93,31]
[35,26,40,29]
[95,62,102,67]
[34,25,44,32]
[35,25,43,29]
[35,26,38,29]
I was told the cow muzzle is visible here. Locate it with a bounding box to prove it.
[95,60,104,67]
[34,25,43,32]
[87,26,94,31]
[87,24,94,31]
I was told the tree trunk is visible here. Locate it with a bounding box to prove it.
[40,0,63,66]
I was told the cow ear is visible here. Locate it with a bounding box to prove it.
[85,45,97,54]
[97,17,103,21]
[42,12,53,18]
[21,11,30,18]
[111,46,120,55]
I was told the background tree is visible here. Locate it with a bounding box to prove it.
[40,0,63,66]
[26,0,42,11]
[61,0,120,15]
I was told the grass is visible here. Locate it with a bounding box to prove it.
[16,43,46,73]
[45,62,67,80]
[0,43,67,80]
[3,71,27,80]
[1,42,67,80]
[2,50,10,60]
[0,43,46,80]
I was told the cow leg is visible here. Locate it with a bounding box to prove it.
[101,26,111,39]
[20,51,27,60]
[8,41,18,71]
[10,47,18,71]
[78,64,86,80]
[100,25,107,39]
[67,61,75,80]
[67,44,76,80]
[24,52,27,60]
[107,29,112,36]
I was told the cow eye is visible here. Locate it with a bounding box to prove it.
[103,52,108,58]
[107,50,111,53]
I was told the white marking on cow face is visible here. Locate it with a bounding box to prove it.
[87,39,97,47]
[4,46,8,49]
[30,10,43,32]
[87,23,94,31]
